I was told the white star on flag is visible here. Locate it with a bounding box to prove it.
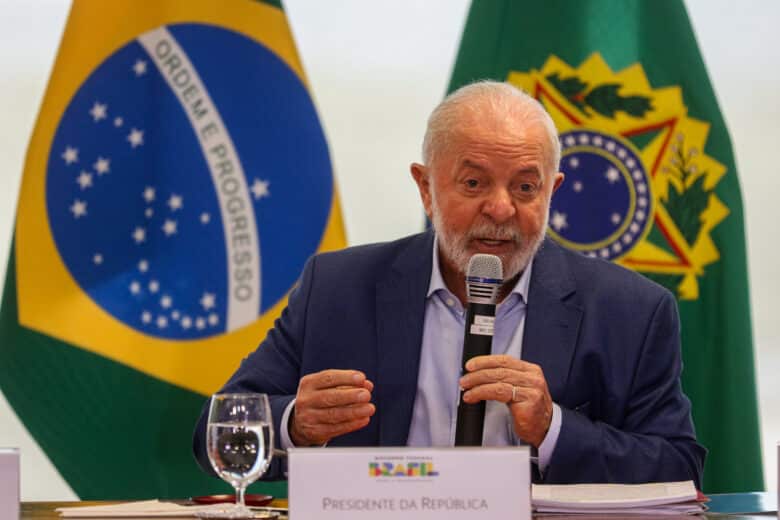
[76,171,93,190]
[70,199,87,218]
[133,59,147,76]
[62,146,78,165]
[114,117,123,127]
[551,210,568,231]
[89,102,107,122]
[573,181,584,193]
[129,281,141,295]
[93,253,103,265]
[156,316,168,329]
[611,213,621,225]
[208,313,219,326]
[251,179,270,199]
[94,157,110,175]
[167,194,183,211]
[145,208,154,218]
[143,186,155,203]
[605,167,620,184]
[148,280,160,293]
[200,212,210,224]
[195,317,206,330]
[199,292,216,310]
[127,128,144,148]
[160,295,172,309]
[568,157,579,168]
[141,311,152,324]
[132,226,146,244]
[181,316,192,329]
[138,259,149,272]
[162,219,177,236]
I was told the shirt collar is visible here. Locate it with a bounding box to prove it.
[427,235,533,305]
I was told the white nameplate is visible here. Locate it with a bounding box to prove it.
[0,448,20,520]
[289,447,530,519]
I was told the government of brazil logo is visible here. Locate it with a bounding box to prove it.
[509,53,730,300]
[45,23,333,339]
[369,461,439,478]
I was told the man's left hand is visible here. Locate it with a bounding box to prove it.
[459,354,552,447]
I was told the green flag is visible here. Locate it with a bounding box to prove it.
[0,0,346,499]
[448,0,761,493]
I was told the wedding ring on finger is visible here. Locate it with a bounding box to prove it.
[511,385,519,403]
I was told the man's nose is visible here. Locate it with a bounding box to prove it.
[481,188,516,222]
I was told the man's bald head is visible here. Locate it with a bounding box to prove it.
[421,81,561,174]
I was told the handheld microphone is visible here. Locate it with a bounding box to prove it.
[455,254,503,446]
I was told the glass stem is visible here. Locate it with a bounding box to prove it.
[236,485,247,509]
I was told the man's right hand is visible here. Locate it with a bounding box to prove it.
[290,369,375,446]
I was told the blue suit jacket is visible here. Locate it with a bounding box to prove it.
[193,231,705,486]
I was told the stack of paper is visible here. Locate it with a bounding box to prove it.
[532,481,706,515]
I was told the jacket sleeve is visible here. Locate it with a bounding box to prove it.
[192,255,317,479]
[543,292,707,488]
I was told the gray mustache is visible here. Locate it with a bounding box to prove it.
[466,223,522,242]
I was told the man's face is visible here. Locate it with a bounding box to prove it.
[413,117,563,282]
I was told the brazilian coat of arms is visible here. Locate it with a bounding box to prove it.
[509,53,729,300]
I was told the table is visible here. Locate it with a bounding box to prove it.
[18,494,776,519]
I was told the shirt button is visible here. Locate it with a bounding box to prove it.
[446,298,455,307]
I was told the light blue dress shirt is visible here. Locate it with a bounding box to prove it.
[405,240,561,471]
[281,240,561,471]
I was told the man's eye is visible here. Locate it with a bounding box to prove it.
[465,179,480,188]
[517,183,537,193]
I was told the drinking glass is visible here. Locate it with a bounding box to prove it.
[206,393,274,517]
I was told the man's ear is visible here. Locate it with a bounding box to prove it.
[410,162,433,218]
[551,171,565,193]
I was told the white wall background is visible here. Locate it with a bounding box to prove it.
[0,0,777,500]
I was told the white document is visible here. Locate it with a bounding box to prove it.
[532,480,704,515]
[56,500,262,518]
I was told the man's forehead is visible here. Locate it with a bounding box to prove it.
[448,124,548,159]
[456,156,543,179]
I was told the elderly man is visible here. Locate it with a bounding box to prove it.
[193,81,705,486]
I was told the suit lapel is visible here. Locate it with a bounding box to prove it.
[522,239,583,402]
[375,232,433,445]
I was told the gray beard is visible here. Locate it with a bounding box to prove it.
[430,199,547,281]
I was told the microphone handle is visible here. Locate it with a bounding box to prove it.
[455,301,496,446]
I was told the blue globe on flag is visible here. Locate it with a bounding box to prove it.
[46,23,333,340]
[548,129,654,261]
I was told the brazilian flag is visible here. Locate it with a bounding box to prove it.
[0,0,345,499]
[449,0,762,493]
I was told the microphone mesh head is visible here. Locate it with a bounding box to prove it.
[467,254,503,280]
[466,254,503,304]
